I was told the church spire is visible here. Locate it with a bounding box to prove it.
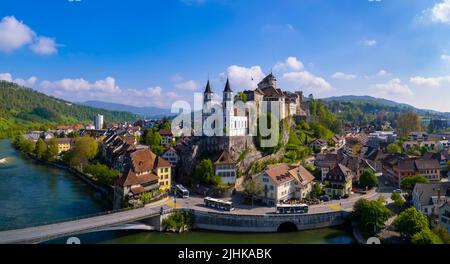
[224,78,232,93]
[204,80,212,94]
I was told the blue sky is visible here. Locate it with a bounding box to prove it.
[1,0,450,111]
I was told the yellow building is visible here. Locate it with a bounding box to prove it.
[45,138,73,154]
[155,157,171,192]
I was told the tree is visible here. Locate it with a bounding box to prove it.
[353,198,393,234]
[432,226,450,244]
[400,176,429,192]
[45,138,59,161]
[310,182,323,198]
[391,192,405,209]
[234,92,247,103]
[396,112,422,138]
[68,136,98,168]
[393,207,429,238]
[387,143,402,154]
[193,159,221,187]
[359,169,378,189]
[21,139,35,155]
[411,228,443,244]
[84,163,119,185]
[34,138,47,159]
[243,179,263,207]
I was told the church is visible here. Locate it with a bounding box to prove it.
[198,73,307,156]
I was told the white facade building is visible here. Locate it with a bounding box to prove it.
[94,114,104,130]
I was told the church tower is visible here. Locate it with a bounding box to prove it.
[202,80,214,132]
[223,78,233,135]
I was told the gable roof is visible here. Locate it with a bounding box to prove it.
[325,164,354,182]
[289,165,315,185]
[129,148,157,173]
[214,150,235,164]
[264,163,294,185]
[414,182,450,206]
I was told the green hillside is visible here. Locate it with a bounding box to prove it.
[0,81,137,138]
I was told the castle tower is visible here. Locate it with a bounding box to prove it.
[223,78,233,135]
[257,73,277,89]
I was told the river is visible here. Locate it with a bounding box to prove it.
[0,139,355,244]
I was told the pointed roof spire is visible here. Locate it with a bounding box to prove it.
[224,78,232,92]
[204,80,212,94]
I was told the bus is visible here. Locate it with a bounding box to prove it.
[175,184,189,198]
[204,197,234,211]
[276,203,309,214]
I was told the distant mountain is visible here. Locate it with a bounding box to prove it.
[0,81,137,138]
[80,100,173,118]
[323,95,450,117]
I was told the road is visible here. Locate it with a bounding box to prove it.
[168,187,392,215]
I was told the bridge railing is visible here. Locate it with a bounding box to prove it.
[0,204,148,232]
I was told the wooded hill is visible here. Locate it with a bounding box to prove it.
[0,81,137,138]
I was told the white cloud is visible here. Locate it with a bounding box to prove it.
[429,0,450,24]
[410,75,450,87]
[331,72,357,80]
[273,57,304,72]
[373,78,413,97]
[441,53,450,61]
[30,36,57,55]
[41,76,120,93]
[220,65,265,90]
[0,73,13,82]
[0,16,35,53]
[175,80,200,91]
[0,72,38,87]
[283,71,332,93]
[38,76,181,108]
[0,16,59,55]
[361,39,377,47]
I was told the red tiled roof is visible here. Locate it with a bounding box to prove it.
[265,164,294,185]
[159,129,173,136]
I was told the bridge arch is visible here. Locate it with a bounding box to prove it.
[277,222,298,232]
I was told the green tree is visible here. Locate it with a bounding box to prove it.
[353,198,393,234]
[68,136,98,168]
[411,228,443,244]
[391,192,405,209]
[396,112,422,138]
[310,182,323,198]
[432,226,450,244]
[359,169,378,189]
[243,179,263,207]
[45,138,60,161]
[393,207,429,238]
[193,159,221,187]
[21,139,35,155]
[34,138,47,159]
[400,176,429,192]
[234,92,248,103]
[387,143,402,154]
[84,163,119,185]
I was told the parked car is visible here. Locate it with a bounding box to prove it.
[393,189,402,193]
[319,195,331,202]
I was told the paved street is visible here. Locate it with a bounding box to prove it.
[167,187,393,215]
